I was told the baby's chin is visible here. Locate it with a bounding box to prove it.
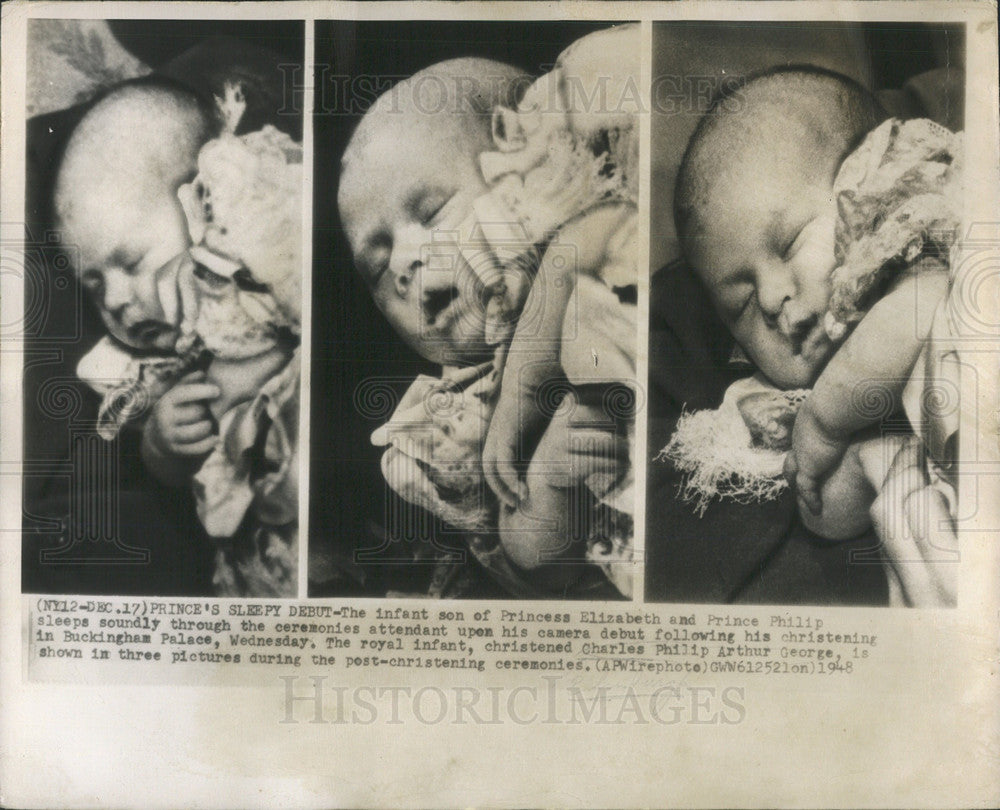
[411,317,494,367]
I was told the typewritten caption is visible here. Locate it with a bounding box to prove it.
[28,598,876,681]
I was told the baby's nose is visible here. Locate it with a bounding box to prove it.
[390,259,419,298]
[389,253,462,302]
[756,263,795,322]
[389,223,436,298]
[392,229,470,297]
[778,299,816,342]
[102,267,135,312]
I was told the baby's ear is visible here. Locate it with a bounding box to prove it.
[491,106,526,153]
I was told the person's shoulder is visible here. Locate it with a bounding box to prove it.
[651,259,694,313]
[650,259,724,340]
[877,68,964,133]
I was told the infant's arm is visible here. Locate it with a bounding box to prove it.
[141,371,219,488]
[807,266,949,441]
[787,267,948,514]
[483,202,633,506]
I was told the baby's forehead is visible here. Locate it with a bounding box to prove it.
[693,107,836,201]
[715,79,856,155]
[341,110,480,197]
[353,99,482,156]
[705,100,806,160]
[58,97,203,230]
[57,162,178,250]
[59,87,206,189]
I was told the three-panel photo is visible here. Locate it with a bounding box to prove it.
[22,17,965,608]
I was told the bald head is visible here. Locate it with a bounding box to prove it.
[341,57,528,182]
[674,67,885,246]
[55,82,211,239]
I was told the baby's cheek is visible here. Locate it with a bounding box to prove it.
[733,317,771,365]
[801,227,838,305]
[741,322,803,388]
[813,262,836,312]
[381,296,424,346]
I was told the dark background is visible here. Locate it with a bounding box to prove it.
[309,21,617,596]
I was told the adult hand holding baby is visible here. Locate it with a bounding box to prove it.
[862,435,958,607]
[482,398,528,509]
[483,376,631,510]
[482,337,561,509]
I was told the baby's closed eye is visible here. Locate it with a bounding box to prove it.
[359,239,391,286]
[781,223,808,260]
[781,216,834,265]
[417,192,452,226]
[409,185,456,228]
[719,276,756,322]
[80,269,104,293]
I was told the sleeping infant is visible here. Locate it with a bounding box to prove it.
[666,67,960,539]
[56,81,302,595]
[338,26,640,595]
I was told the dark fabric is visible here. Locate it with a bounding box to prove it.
[157,36,303,142]
[644,262,889,605]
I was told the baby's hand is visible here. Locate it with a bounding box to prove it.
[484,354,568,508]
[145,371,220,458]
[783,402,849,516]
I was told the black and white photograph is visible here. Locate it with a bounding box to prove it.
[645,21,966,606]
[309,20,640,600]
[21,19,305,597]
[2,5,998,810]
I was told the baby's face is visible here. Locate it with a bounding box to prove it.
[688,144,839,389]
[64,189,190,353]
[338,112,494,366]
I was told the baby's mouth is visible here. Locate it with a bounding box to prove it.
[794,321,831,364]
[128,319,174,347]
[423,285,461,327]
[787,312,820,355]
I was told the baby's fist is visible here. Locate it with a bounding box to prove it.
[146,371,220,457]
[785,403,848,516]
